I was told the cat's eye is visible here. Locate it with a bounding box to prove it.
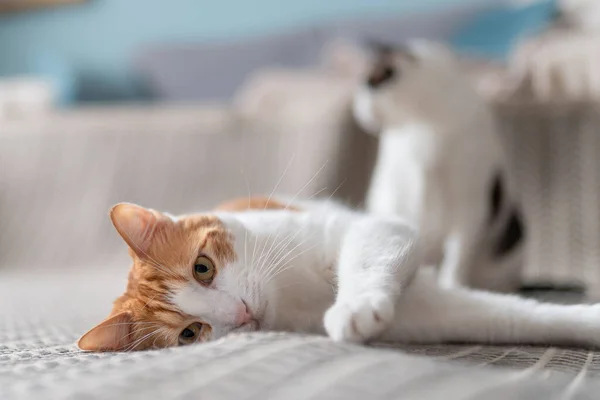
[381,66,395,81]
[193,255,215,284]
[367,65,397,88]
[178,322,203,346]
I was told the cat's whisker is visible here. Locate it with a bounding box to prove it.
[130,250,173,278]
[128,323,162,334]
[253,227,277,277]
[326,179,346,202]
[262,234,317,285]
[266,228,314,270]
[163,330,176,348]
[250,229,260,274]
[249,153,296,274]
[264,153,295,210]
[140,253,179,280]
[264,241,320,285]
[250,155,320,276]
[257,226,305,280]
[307,186,328,200]
[151,327,171,349]
[97,321,157,329]
[249,212,264,272]
[255,226,299,278]
[254,214,301,278]
[244,224,249,271]
[125,328,163,352]
[163,332,172,347]
[151,334,161,349]
[119,325,163,350]
[261,226,308,279]
[85,323,160,344]
[241,169,252,270]
[139,293,161,313]
[284,159,329,211]
[251,161,333,302]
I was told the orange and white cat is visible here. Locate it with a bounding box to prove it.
[79,198,600,352]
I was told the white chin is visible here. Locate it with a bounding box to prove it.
[352,89,382,135]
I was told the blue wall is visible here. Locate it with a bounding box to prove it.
[0,0,475,102]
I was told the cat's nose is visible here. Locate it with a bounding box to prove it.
[235,301,253,326]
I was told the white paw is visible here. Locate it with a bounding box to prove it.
[324,293,394,343]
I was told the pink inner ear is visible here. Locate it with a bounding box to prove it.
[110,203,160,255]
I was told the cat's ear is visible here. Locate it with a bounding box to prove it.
[110,203,171,256]
[77,311,133,352]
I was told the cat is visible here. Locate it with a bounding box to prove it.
[78,197,600,352]
[352,40,526,293]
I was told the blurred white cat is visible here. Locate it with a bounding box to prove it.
[353,40,526,292]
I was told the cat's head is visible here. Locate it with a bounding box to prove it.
[78,199,285,352]
[352,40,467,134]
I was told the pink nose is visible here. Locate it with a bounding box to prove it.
[235,301,253,326]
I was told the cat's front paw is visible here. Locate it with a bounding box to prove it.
[324,293,394,343]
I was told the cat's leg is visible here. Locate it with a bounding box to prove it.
[324,217,420,343]
[437,226,479,289]
[417,168,481,291]
[385,271,600,347]
[365,178,401,217]
[365,151,417,219]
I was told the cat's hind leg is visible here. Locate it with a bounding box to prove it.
[324,217,420,343]
[385,270,600,348]
[437,222,482,290]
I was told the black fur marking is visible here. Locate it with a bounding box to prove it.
[489,173,504,224]
[493,208,525,258]
[367,66,396,89]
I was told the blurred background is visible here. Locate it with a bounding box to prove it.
[0,0,559,105]
[2,0,599,293]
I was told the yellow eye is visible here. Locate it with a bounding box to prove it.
[178,322,203,346]
[193,256,215,283]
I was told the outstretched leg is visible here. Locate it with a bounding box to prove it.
[385,270,600,348]
[324,217,420,343]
